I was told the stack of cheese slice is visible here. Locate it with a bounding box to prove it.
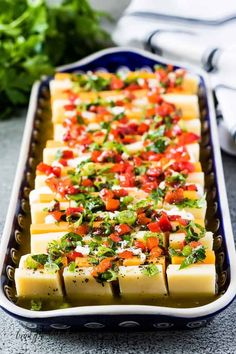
[15,67,216,307]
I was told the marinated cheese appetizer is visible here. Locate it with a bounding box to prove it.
[15,66,216,310]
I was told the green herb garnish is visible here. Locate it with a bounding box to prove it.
[142,264,160,277]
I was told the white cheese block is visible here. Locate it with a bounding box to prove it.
[31,232,66,253]
[132,230,168,248]
[54,124,65,141]
[186,172,204,187]
[179,119,201,136]
[186,143,200,162]
[118,265,167,297]
[30,201,77,224]
[35,175,48,189]
[43,147,76,165]
[63,267,114,299]
[50,79,72,96]
[167,264,216,296]
[29,187,54,204]
[163,199,207,220]
[169,231,213,250]
[182,74,199,94]
[162,94,200,119]
[15,268,63,298]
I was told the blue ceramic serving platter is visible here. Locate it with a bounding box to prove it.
[0,47,235,332]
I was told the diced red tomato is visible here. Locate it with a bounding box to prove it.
[109,233,122,243]
[137,122,149,134]
[51,166,61,178]
[67,251,83,261]
[184,184,198,191]
[164,188,184,204]
[66,207,83,217]
[179,218,189,226]
[149,246,163,257]
[91,257,113,276]
[158,212,172,232]
[134,240,146,251]
[146,236,159,250]
[64,104,76,111]
[147,222,161,233]
[133,156,142,166]
[36,162,52,175]
[119,250,133,259]
[141,181,158,193]
[178,132,199,145]
[146,167,162,177]
[100,188,114,200]
[189,241,202,249]
[46,176,58,192]
[113,188,128,197]
[81,178,94,187]
[119,173,135,187]
[58,158,68,166]
[115,224,131,235]
[137,213,151,225]
[126,83,140,91]
[74,224,88,236]
[140,151,162,162]
[66,185,79,195]
[110,77,124,90]
[50,210,63,222]
[156,102,175,117]
[147,91,162,104]
[61,150,74,159]
[170,161,195,173]
[105,199,120,211]
[91,150,102,162]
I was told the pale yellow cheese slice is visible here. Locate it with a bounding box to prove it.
[167,264,216,296]
[63,267,114,300]
[118,265,167,298]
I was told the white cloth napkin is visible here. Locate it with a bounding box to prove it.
[112,0,236,153]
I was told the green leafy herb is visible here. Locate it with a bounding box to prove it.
[44,262,60,273]
[77,115,85,125]
[117,210,137,226]
[166,173,186,185]
[180,221,205,244]
[147,125,165,141]
[176,196,206,209]
[146,137,169,153]
[30,300,42,311]
[151,188,165,201]
[68,262,76,272]
[98,269,118,283]
[142,264,160,277]
[31,254,48,265]
[144,232,163,246]
[97,246,115,258]
[0,0,109,119]
[179,246,206,269]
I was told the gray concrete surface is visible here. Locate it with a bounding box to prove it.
[0,113,236,354]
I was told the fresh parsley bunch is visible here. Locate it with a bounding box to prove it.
[0,0,110,118]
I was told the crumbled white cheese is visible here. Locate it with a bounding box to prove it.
[82,111,95,120]
[74,245,90,256]
[45,215,57,224]
[148,78,158,88]
[165,207,194,220]
[109,106,125,115]
[159,181,166,190]
[67,154,91,168]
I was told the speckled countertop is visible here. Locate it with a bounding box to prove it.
[0,113,235,354]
